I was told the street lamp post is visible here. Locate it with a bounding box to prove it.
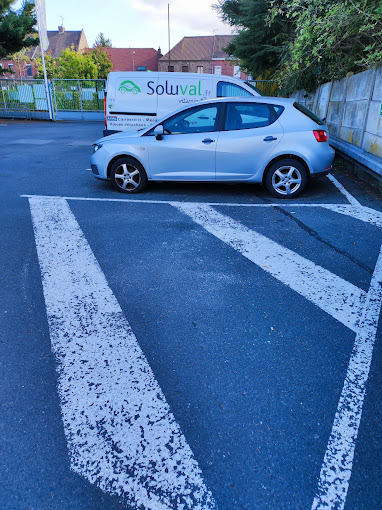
[132,50,135,72]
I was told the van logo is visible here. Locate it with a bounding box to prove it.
[118,80,141,94]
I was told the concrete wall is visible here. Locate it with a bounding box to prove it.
[290,66,382,159]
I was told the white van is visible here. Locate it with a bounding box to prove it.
[103,72,260,136]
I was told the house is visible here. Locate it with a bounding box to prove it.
[158,35,249,79]
[106,48,161,73]
[0,26,88,79]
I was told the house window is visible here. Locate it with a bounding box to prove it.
[26,64,33,77]
[233,65,240,78]
[168,65,174,72]
[181,65,189,73]
[197,66,203,73]
[136,66,146,71]
[8,63,13,70]
[214,65,222,75]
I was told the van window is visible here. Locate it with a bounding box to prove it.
[217,81,253,98]
[225,102,284,130]
[148,104,219,135]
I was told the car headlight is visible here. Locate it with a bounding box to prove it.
[92,143,103,153]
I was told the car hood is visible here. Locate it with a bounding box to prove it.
[94,131,142,144]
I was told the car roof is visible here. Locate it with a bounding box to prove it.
[204,96,294,105]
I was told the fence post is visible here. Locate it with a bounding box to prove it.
[78,79,83,120]
[323,80,334,122]
[48,80,56,121]
[51,79,58,117]
[359,67,378,151]
[338,76,350,141]
[1,83,6,111]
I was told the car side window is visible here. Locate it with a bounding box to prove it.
[225,103,283,130]
[162,105,219,135]
[217,82,253,98]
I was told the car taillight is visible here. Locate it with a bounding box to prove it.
[313,130,328,142]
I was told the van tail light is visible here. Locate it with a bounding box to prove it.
[313,130,328,142]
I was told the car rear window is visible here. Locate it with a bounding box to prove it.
[293,102,324,125]
[224,102,284,130]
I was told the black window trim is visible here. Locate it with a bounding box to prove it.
[222,101,285,131]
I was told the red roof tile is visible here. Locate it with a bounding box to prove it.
[160,35,235,62]
[106,48,160,72]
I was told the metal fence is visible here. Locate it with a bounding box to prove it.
[246,80,279,97]
[52,79,106,120]
[0,77,279,121]
[0,78,106,120]
[0,78,52,119]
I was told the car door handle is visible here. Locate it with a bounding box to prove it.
[263,136,277,142]
[202,138,215,144]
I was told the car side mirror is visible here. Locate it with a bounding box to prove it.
[154,125,164,140]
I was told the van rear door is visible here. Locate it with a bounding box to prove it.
[106,73,159,133]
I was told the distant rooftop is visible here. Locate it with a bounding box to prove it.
[30,26,88,59]
[160,35,235,61]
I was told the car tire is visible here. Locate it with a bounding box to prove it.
[110,157,148,193]
[265,158,308,199]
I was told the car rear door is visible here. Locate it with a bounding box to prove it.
[215,102,284,180]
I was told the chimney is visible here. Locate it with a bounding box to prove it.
[58,25,65,33]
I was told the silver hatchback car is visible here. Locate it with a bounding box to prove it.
[90,97,335,198]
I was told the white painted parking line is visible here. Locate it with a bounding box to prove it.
[171,203,366,332]
[321,204,382,228]
[327,174,362,207]
[29,197,215,510]
[312,243,382,510]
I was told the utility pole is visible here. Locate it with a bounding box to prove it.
[168,3,171,70]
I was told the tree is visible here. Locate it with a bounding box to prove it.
[35,47,98,79]
[93,32,112,48]
[214,0,291,79]
[0,0,38,74]
[215,0,382,93]
[87,46,113,79]
[269,0,382,93]
[8,47,30,79]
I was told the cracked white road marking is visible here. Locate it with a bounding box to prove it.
[327,174,362,207]
[312,243,382,510]
[171,202,366,332]
[25,173,381,510]
[29,197,215,510]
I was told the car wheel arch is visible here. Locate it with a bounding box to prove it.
[262,154,310,184]
[107,154,147,179]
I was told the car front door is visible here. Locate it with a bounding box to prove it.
[146,103,221,181]
[215,102,284,180]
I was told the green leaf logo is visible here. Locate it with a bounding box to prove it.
[118,80,141,94]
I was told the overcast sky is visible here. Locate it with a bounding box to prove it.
[20,0,232,51]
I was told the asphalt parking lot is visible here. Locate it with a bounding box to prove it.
[1,120,382,510]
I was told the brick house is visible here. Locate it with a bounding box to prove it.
[106,48,162,72]
[0,26,88,79]
[158,35,249,79]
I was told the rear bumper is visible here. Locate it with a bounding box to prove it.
[311,167,332,179]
